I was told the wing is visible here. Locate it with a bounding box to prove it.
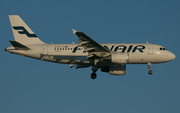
[72,29,110,58]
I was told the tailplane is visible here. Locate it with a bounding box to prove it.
[9,15,45,45]
[9,40,30,50]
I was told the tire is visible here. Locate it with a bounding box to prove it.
[148,70,153,75]
[91,73,97,79]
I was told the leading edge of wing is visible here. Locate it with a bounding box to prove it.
[72,29,110,53]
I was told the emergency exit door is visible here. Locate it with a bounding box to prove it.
[42,45,48,55]
[148,44,154,54]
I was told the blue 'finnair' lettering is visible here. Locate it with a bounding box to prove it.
[72,45,145,53]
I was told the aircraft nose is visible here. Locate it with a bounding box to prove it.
[172,53,176,60]
[169,52,176,61]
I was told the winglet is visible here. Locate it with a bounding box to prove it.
[72,29,77,34]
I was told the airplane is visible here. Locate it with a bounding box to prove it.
[5,15,176,79]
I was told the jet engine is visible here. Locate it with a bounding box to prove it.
[101,65,126,75]
[102,53,129,64]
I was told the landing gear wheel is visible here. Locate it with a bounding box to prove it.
[147,63,153,75]
[91,72,97,79]
[148,70,153,75]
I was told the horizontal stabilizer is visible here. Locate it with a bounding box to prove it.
[9,40,30,50]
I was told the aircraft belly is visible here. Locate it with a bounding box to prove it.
[40,55,90,64]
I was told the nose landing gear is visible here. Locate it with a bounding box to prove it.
[148,63,153,75]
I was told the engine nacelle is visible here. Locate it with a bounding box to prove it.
[111,53,128,64]
[101,65,126,75]
[102,53,128,64]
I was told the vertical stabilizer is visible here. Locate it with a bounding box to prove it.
[9,15,45,45]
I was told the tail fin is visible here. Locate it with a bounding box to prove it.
[9,15,45,45]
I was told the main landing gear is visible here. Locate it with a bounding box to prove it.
[91,72,97,79]
[148,63,153,75]
[91,66,99,79]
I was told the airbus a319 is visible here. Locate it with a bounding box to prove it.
[5,15,176,79]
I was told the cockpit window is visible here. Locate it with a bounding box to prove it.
[160,47,167,50]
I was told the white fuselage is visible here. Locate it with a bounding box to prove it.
[6,43,175,67]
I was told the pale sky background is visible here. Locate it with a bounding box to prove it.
[0,0,180,113]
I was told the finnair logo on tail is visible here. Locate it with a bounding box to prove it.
[13,26,37,37]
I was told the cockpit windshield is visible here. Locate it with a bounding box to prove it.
[160,47,167,50]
